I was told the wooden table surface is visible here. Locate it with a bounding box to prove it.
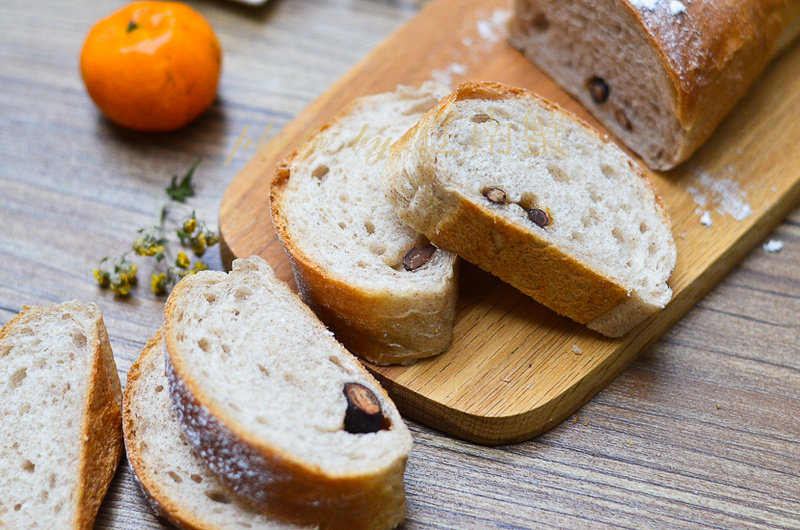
[1,0,798,528]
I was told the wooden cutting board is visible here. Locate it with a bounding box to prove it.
[219,0,800,444]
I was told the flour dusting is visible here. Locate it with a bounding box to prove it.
[763,240,784,253]
[430,62,468,87]
[700,211,713,227]
[685,169,752,222]
[476,9,510,44]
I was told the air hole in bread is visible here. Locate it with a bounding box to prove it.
[328,355,348,372]
[571,230,585,244]
[364,221,375,234]
[221,344,231,355]
[547,165,569,183]
[154,385,164,393]
[72,332,87,348]
[20,327,33,337]
[19,403,30,415]
[14,504,21,511]
[40,490,48,502]
[166,471,182,483]
[649,242,657,256]
[49,473,56,487]
[369,243,386,256]
[234,288,251,300]
[22,460,34,472]
[190,474,203,483]
[601,165,616,180]
[533,13,549,31]
[205,490,232,504]
[472,113,492,123]
[312,165,329,179]
[257,364,270,377]
[640,222,649,233]
[338,221,347,230]
[206,294,216,303]
[256,416,267,425]
[10,367,27,389]
[0,345,11,358]
[197,338,210,353]
[518,192,539,211]
[339,193,349,203]
[589,188,602,203]
[61,313,71,320]
[612,228,624,243]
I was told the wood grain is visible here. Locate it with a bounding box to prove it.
[1,0,799,527]
[219,0,800,445]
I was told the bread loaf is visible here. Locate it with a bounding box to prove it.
[271,83,458,365]
[0,302,123,529]
[383,82,676,337]
[123,330,305,530]
[164,256,412,529]
[509,0,800,170]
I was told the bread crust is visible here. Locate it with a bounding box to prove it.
[384,82,674,335]
[163,267,411,529]
[271,159,457,365]
[510,0,800,169]
[0,302,123,530]
[75,307,124,530]
[123,331,207,530]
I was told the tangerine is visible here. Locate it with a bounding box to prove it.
[80,2,221,131]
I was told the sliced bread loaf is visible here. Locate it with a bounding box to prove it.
[383,82,677,337]
[0,301,123,529]
[164,256,413,530]
[123,330,305,530]
[271,83,458,365]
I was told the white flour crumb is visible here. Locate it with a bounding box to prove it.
[630,0,658,10]
[763,240,784,253]
[700,211,712,227]
[678,232,687,240]
[462,36,473,47]
[669,1,686,15]
[685,170,752,222]
[430,62,468,87]
[476,9,510,43]
[572,345,583,354]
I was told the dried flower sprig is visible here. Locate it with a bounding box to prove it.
[94,160,219,297]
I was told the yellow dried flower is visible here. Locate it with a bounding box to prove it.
[191,232,207,257]
[118,262,137,284]
[110,278,131,297]
[93,269,110,287]
[176,251,190,268]
[183,218,197,234]
[205,232,219,246]
[193,261,208,272]
[151,273,168,295]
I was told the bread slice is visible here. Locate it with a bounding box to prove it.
[508,0,800,170]
[271,83,458,365]
[123,330,305,530]
[164,256,413,530]
[383,82,676,337]
[0,301,123,529]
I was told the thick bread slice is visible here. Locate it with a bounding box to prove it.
[123,330,305,530]
[0,301,123,529]
[164,256,412,530]
[271,83,458,365]
[508,0,800,170]
[384,82,676,337]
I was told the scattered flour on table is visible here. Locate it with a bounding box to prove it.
[700,211,713,227]
[685,169,753,223]
[669,1,687,15]
[572,345,583,354]
[476,9,511,44]
[763,240,784,253]
[430,62,468,87]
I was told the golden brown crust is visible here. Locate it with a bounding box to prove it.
[625,0,800,166]
[75,311,123,530]
[387,82,672,329]
[163,273,409,530]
